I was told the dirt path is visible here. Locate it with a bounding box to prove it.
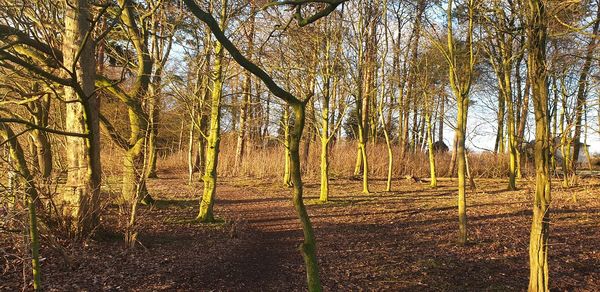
[2,172,600,291]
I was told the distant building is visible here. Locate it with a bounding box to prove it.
[554,141,590,166]
[521,138,590,166]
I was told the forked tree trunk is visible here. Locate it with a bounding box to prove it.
[526,0,552,290]
[445,0,475,245]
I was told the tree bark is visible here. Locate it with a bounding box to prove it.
[235,5,255,168]
[62,0,101,237]
[1,124,42,290]
[526,0,551,290]
[197,0,226,222]
[571,6,599,173]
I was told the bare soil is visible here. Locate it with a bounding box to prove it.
[2,171,600,291]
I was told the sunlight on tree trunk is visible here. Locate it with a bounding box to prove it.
[283,105,293,187]
[197,0,227,222]
[426,110,437,188]
[442,0,475,245]
[62,0,101,237]
[526,0,551,290]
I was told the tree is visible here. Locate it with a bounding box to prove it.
[524,0,551,290]
[197,0,227,222]
[317,12,345,201]
[430,0,477,244]
[571,4,600,177]
[62,0,102,237]
[146,4,179,178]
[483,0,522,190]
[0,0,102,237]
[234,2,256,169]
[183,0,346,289]
[0,123,42,290]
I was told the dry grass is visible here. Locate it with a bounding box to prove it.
[117,134,536,180]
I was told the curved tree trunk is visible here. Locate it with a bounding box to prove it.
[290,103,321,291]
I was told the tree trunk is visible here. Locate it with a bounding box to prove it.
[188,108,196,184]
[438,95,445,143]
[571,6,599,173]
[31,92,52,178]
[526,1,551,290]
[121,108,151,206]
[517,63,531,178]
[456,93,468,244]
[1,124,42,290]
[197,0,226,222]
[146,87,159,178]
[426,110,437,188]
[319,47,331,202]
[495,89,506,153]
[283,105,292,187]
[290,103,321,291]
[445,0,475,245]
[235,6,255,168]
[62,0,101,237]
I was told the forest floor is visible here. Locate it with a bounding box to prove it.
[2,170,600,291]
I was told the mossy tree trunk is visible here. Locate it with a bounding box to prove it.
[283,105,293,187]
[455,92,468,244]
[290,103,322,291]
[96,0,156,209]
[426,108,437,188]
[525,0,552,290]
[444,0,476,245]
[353,3,376,195]
[197,0,226,222]
[1,124,42,290]
[378,3,393,192]
[318,20,344,202]
[319,72,331,201]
